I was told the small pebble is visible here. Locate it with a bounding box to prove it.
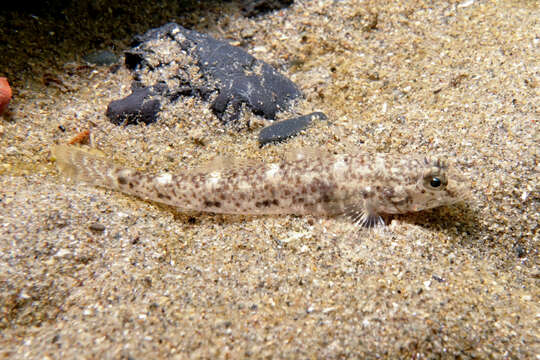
[0,77,12,115]
[106,87,160,125]
[432,275,446,283]
[54,249,72,257]
[5,146,18,155]
[89,223,106,232]
[258,111,328,146]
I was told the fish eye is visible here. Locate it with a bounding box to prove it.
[423,172,447,190]
[430,177,442,188]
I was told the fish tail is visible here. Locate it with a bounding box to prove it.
[51,145,132,191]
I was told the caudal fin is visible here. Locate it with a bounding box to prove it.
[51,145,130,190]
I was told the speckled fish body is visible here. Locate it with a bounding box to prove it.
[52,145,467,227]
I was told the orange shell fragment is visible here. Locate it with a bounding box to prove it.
[68,130,91,145]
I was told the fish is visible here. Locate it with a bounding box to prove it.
[51,145,468,227]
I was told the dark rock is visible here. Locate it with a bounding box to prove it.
[83,50,119,66]
[241,0,294,17]
[258,111,328,146]
[120,23,301,125]
[106,87,161,125]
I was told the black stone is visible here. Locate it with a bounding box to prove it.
[121,23,301,125]
[106,87,161,125]
[258,111,328,146]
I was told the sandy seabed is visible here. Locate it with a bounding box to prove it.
[0,0,538,358]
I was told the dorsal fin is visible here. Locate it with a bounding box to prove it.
[195,154,263,174]
[283,146,327,162]
[197,154,236,172]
